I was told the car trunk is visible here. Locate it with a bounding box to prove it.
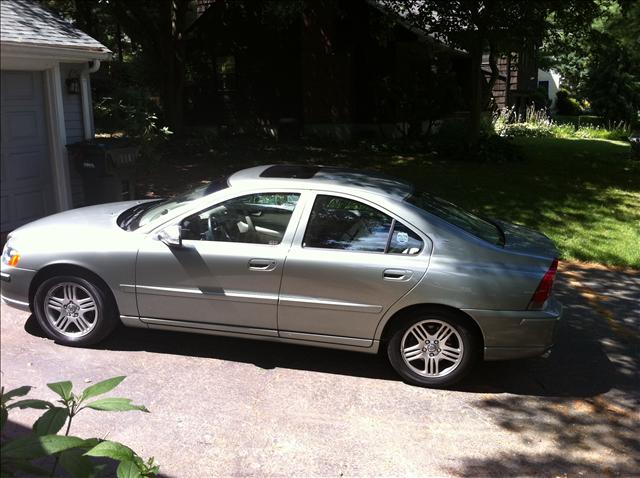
[496,220,558,260]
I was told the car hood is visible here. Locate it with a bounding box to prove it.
[9,201,148,240]
[496,220,558,260]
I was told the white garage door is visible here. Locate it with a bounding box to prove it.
[1,70,55,231]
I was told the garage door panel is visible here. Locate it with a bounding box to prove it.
[8,151,45,182]
[5,111,46,143]
[0,70,54,231]
[0,194,10,228]
[14,190,47,224]
[1,71,39,101]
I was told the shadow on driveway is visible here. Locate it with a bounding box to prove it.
[21,263,640,476]
[1,420,177,478]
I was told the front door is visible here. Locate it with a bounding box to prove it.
[135,191,303,334]
[278,193,431,346]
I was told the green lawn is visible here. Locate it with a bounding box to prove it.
[142,136,640,268]
[402,137,640,269]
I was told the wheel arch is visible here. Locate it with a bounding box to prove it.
[29,263,119,314]
[378,303,485,349]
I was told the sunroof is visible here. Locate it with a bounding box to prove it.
[260,165,320,179]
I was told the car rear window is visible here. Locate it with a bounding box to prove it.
[407,192,502,245]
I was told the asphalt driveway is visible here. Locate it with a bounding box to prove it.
[1,262,638,477]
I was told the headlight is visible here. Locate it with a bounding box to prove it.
[1,244,21,267]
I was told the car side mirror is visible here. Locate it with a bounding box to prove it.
[156,224,182,248]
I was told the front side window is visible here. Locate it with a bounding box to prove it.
[303,195,422,254]
[181,193,300,245]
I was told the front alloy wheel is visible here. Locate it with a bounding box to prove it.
[387,309,478,387]
[44,282,98,338]
[34,274,118,346]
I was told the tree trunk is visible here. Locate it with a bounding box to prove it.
[467,40,484,148]
[161,0,188,134]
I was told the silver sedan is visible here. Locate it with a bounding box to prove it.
[1,165,562,387]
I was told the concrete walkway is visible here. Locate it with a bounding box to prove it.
[1,262,638,477]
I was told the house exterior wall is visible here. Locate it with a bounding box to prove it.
[186,0,470,140]
[538,69,561,111]
[59,62,87,207]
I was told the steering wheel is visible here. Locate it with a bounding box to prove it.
[208,214,232,241]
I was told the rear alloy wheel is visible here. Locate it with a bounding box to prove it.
[387,310,478,387]
[34,275,118,346]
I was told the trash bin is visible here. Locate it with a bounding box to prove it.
[67,139,139,205]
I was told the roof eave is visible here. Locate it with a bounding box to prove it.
[0,40,112,62]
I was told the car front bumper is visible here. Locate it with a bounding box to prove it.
[462,297,563,361]
[0,264,35,312]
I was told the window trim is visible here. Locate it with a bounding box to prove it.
[295,191,429,256]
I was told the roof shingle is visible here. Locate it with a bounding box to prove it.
[0,0,110,53]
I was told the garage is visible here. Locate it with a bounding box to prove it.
[0,0,111,237]
[0,70,55,231]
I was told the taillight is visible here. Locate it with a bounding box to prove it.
[528,258,558,310]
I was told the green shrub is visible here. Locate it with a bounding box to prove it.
[555,90,583,116]
[432,115,522,162]
[493,105,633,142]
[1,376,159,478]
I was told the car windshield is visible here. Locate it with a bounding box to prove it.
[406,191,503,245]
[123,178,229,231]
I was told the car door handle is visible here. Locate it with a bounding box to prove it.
[248,258,277,271]
[383,269,413,281]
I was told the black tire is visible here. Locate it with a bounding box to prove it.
[34,274,119,347]
[387,308,479,388]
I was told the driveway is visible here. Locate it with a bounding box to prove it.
[1,262,638,477]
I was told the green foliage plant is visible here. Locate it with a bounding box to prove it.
[1,376,159,478]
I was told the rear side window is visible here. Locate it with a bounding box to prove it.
[388,222,423,254]
[407,192,502,245]
[303,195,423,254]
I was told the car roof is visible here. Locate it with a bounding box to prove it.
[227,165,414,201]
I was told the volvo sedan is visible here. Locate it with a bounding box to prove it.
[1,165,562,387]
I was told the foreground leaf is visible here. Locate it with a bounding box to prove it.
[117,460,142,478]
[1,386,32,404]
[47,381,73,401]
[85,398,148,412]
[85,440,134,462]
[59,448,99,478]
[1,408,7,430]
[33,407,68,436]
[8,399,54,410]
[1,434,86,459]
[81,376,126,401]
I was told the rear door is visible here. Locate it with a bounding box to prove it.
[278,192,431,347]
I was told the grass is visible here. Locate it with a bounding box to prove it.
[139,135,640,269]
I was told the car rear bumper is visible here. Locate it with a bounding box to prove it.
[462,297,563,361]
[0,265,35,312]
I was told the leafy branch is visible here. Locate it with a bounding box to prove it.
[1,376,158,478]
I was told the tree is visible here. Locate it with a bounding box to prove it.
[380,0,599,146]
[542,0,640,122]
[107,0,192,133]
